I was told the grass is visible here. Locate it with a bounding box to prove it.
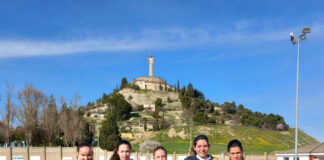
[129,125,318,154]
[132,142,289,155]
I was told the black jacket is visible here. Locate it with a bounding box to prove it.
[184,155,218,160]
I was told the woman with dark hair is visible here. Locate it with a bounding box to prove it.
[184,135,218,160]
[227,139,244,160]
[110,140,132,160]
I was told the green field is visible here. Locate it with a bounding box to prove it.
[129,125,318,155]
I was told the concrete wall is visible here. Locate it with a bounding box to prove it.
[277,156,310,160]
[0,147,277,160]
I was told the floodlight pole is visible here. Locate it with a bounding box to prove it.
[97,118,100,160]
[294,37,300,160]
[291,27,310,160]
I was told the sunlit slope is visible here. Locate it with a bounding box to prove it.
[132,125,318,154]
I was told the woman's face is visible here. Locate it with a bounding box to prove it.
[118,144,131,160]
[193,139,209,158]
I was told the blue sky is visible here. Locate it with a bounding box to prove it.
[0,0,323,142]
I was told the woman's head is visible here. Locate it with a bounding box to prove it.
[191,135,210,158]
[111,140,132,160]
[227,139,243,160]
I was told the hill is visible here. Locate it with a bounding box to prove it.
[130,125,318,155]
[82,81,318,154]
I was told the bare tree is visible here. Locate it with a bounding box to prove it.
[58,97,71,146]
[41,94,59,146]
[46,95,59,146]
[69,94,84,146]
[2,83,16,145]
[17,84,46,146]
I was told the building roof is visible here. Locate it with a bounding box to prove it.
[277,143,324,155]
[133,76,167,84]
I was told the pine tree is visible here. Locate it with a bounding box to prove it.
[120,77,128,90]
[144,119,147,131]
[107,93,132,121]
[180,86,186,97]
[187,83,194,98]
[99,113,121,150]
[177,80,180,92]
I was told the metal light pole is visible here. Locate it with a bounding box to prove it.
[94,113,100,160]
[290,27,311,160]
[97,119,100,160]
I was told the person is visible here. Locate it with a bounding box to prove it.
[153,146,167,160]
[77,142,93,160]
[227,139,244,160]
[185,135,218,160]
[111,140,132,160]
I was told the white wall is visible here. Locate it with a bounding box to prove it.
[277,156,309,160]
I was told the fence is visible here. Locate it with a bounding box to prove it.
[0,147,277,160]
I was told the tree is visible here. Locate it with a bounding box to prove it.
[69,94,84,146]
[154,98,163,109]
[151,109,160,130]
[153,116,159,130]
[194,89,205,100]
[120,77,128,90]
[206,101,214,113]
[177,80,180,92]
[221,101,237,114]
[41,95,58,146]
[160,111,165,129]
[56,95,85,146]
[99,113,121,150]
[180,96,191,110]
[81,122,93,144]
[142,118,147,131]
[193,112,215,124]
[58,99,71,146]
[43,95,59,146]
[106,94,132,121]
[2,83,16,145]
[10,126,25,144]
[190,98,207,114]
[180,86,186,97]
[186,83,194,98]
[17,84,46,146]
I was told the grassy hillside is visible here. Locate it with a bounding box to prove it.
[130,125,318,155]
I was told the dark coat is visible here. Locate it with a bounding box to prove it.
[184,155,218,160]
[184,156,199,160]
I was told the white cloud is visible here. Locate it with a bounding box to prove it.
[1,24,323,58]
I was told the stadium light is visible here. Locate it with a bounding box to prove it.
[290,27,311,160]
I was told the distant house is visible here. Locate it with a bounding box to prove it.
[276,143,324,160]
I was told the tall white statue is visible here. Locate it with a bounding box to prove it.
[148,54,154,77]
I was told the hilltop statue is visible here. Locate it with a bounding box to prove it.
[118,54,178,111]
[148,53,154,77]
[130,54,175,92]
